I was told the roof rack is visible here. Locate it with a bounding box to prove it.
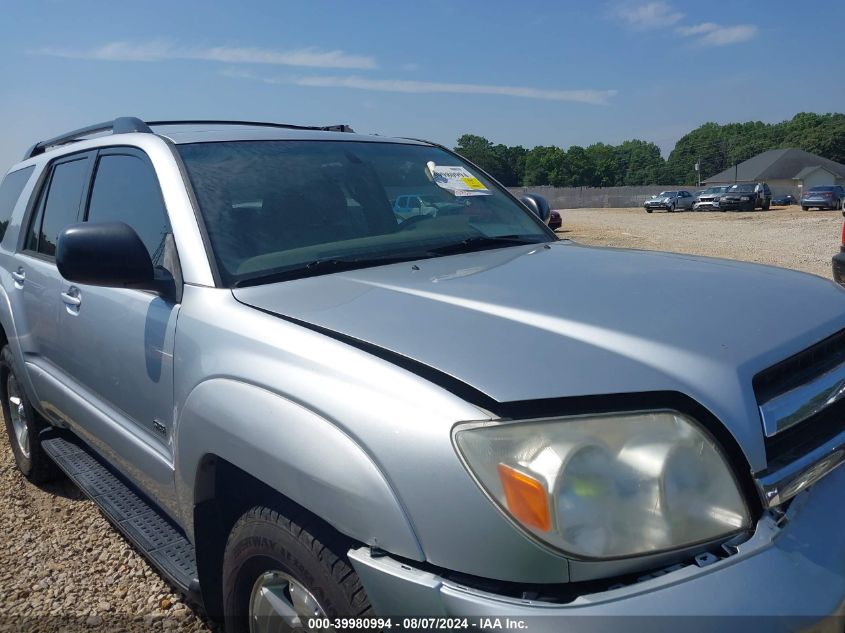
[24,118,355,160]
[146,120,355,134]
[24,117,153,159]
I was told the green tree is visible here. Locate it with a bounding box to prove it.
[492,144,528,186]
[565,146,595,187]
[456,113,845,191]
[523,146,567,186]
[586,143,620,186]
[616,140,664,185]
[454,134,503,179]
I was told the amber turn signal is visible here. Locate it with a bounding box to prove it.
[497,463,552,532]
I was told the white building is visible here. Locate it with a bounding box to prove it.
[703,148,845,197]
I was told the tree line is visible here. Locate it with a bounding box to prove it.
[454,112,845,188]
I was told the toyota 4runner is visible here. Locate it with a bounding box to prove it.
[2,118,845,632]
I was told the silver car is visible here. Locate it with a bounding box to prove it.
[3,118,845,632]
[643,190,695,212]
[693,185,731,210]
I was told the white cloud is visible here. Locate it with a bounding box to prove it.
[401,62,421,72]
[222,69,617,105]
[35,40,378,69]
[676,23,757,46]
[612,2,684,29]
[675,22,719,36]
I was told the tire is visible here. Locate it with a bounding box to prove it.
[668,204,675,213]
[222,506,372,633]
[0,346,60,483]
[646,208,652,213]
[763,201,770,210]
[802,206,809,211]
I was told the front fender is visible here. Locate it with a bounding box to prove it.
[175,378,424,560]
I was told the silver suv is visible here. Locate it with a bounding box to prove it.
[3,118,845,632]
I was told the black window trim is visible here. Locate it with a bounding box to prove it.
[19,149,96,261]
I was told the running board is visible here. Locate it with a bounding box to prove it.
[41,430,201,601]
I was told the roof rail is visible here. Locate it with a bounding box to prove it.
[24,117,153,159]
[23,118,355,160]
[145,120,354,133]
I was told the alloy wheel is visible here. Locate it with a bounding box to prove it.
[249,570,332,633]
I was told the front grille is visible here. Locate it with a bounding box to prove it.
[754,329,845,472]
[753,329,845,403]
[763,397,845,472]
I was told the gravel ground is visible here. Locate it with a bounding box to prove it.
[559,205,842,279]
[0,442,216,632]
[0,204,840,631]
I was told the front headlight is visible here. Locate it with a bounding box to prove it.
[454,411,749,559]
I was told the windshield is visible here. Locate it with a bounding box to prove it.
[807,186,835,192]
[657,191,676,197]
[703,186,726,194]
[178,140,551,286]
[728,184,755,192]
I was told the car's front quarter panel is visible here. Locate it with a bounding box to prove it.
[173,285,575,582]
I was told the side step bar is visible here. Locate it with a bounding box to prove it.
[41,430,201,602]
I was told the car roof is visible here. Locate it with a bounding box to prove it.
[10,118,434,173]
[159,127,428,146]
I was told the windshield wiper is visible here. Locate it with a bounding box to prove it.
[233,254,429,287]
[426,235,547,256]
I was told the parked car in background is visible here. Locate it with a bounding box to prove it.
[772,194,797,206]
[720,183,772,211]
[693,186,731,211]
[393,194,439,221]
[801,186,845,211]
[644,190,695,213]
[548,209,562,230]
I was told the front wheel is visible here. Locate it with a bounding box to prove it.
[222,506,373,633]
[802,206,809,211]
[0,346,60,483]
[668,204,675,213]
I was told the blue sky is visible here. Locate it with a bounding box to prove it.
[1,0,843,171]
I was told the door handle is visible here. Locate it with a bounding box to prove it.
[11,269,25,286]
[60,288,81,308]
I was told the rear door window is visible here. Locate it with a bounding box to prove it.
[0,166,34,242]
[26,155,91,257]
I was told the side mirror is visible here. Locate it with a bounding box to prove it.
[520,194,551,224]
[57,222,159,291]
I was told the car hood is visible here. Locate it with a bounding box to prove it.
[233,241,845,470]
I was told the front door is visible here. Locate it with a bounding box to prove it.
[51,148,182,513]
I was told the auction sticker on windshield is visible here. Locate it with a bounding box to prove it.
[428,162,491,196]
